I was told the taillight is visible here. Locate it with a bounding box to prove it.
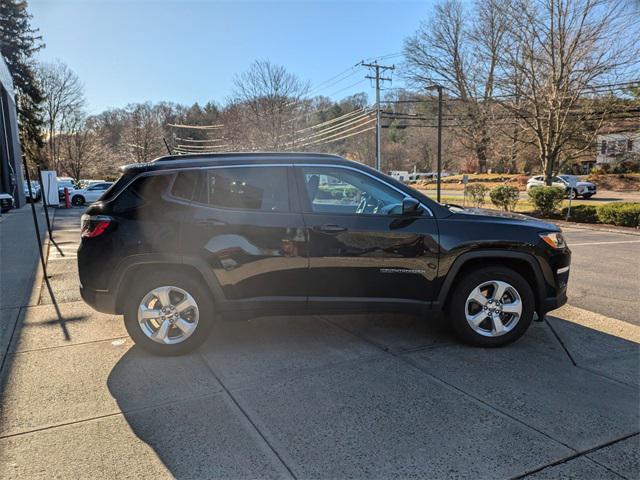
[81,214,112,239]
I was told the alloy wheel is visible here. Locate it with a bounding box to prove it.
[464,280,522,337]
[137,285,199,345]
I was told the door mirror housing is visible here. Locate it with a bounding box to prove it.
[402,197,423,215]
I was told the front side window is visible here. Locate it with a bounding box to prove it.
[300,166,405,215]
[195,166,289,212]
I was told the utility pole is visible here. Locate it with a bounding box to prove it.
[361,61,394,171]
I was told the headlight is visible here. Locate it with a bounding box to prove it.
[540,232,567,249]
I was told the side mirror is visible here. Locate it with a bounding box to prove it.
[402,197,422,215]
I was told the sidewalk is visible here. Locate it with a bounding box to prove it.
[0,205,48,365]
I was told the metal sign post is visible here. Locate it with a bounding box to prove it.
[565,177,577,220]
[462,174,469,207]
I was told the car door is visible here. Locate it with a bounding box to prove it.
[179,164,308,309]
[85,183,109,202]
[295,164,439,308]
[551,176,568,192]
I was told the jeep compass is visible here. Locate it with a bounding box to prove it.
[78,153,570,355]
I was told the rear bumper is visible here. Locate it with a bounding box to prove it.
[80,284,117,314]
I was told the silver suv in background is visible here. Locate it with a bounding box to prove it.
[526,175,597,199]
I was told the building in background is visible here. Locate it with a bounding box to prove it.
[596,131,639,164]
[0,55,25,208]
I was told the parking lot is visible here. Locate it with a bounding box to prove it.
[1,206,638,479]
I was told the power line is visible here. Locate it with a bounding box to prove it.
[291,112,375,146]
[297,117,376,148]
[306,66,362,97]
[303,126,376,148]
[294,107,368,134]
[174,137,226,143]
[167,123,224,129]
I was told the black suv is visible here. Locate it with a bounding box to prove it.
[78,153,570,355]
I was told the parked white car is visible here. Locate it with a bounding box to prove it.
[0,192,14,212]
[70,182,113,206]
[24,181,41,202]
[526,175,597,199]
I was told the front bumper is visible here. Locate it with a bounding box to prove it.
[80,284,117,314]
[541,288,568,314]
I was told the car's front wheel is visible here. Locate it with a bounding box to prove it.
[72,195,85,206]
[123,272,214,355]
[448,266,534,347]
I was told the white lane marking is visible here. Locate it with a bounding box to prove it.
[569,240,640,246]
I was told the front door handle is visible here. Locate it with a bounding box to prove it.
[314,224,347,233]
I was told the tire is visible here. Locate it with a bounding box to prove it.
[567,189,578,200]
[123,271,214,356]
[72,195,85,206]
[447,266,534,347]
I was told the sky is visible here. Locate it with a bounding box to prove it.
[28,0,438,114]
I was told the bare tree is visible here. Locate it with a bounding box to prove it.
[58,113,96,182]
[232,60,309,150]
[121,103,165,163]
[37,60,85,172]
[403,0,510,172]
[499,0,639,183]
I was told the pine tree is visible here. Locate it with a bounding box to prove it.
[0,0,45,162]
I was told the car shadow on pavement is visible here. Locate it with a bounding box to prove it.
[105,314,639,479]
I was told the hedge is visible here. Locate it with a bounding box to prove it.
[563,203,640,227]
[562,205,598,223]
[595,203,640,228]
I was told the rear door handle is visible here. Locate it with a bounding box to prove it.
[195,219,226,226]
[314,224,347,233]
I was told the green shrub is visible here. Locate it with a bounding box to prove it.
[489,185,520,211]
[528,186,565,216]
[563,205,598,223]
[596,203,640,227]
[466,184,489,207]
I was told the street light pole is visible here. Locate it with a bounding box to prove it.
[426,84,444,203]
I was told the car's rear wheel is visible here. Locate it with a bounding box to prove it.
[123,272,214,355]
[72,195,85,206]
[567,189,578,200]
[448,266,534,347]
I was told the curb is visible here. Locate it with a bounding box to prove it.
[552,220,640,236]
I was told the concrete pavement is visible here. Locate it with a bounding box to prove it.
[0,207,638,479]
[0,205,47,365]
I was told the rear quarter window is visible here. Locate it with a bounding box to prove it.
[112,174,171,213]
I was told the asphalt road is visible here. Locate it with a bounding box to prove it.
[563,227,640,326]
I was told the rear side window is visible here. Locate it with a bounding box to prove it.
[101,173,136,202]
[171,171,199,201]
[194,167,289,212]
[112,174,170,212]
